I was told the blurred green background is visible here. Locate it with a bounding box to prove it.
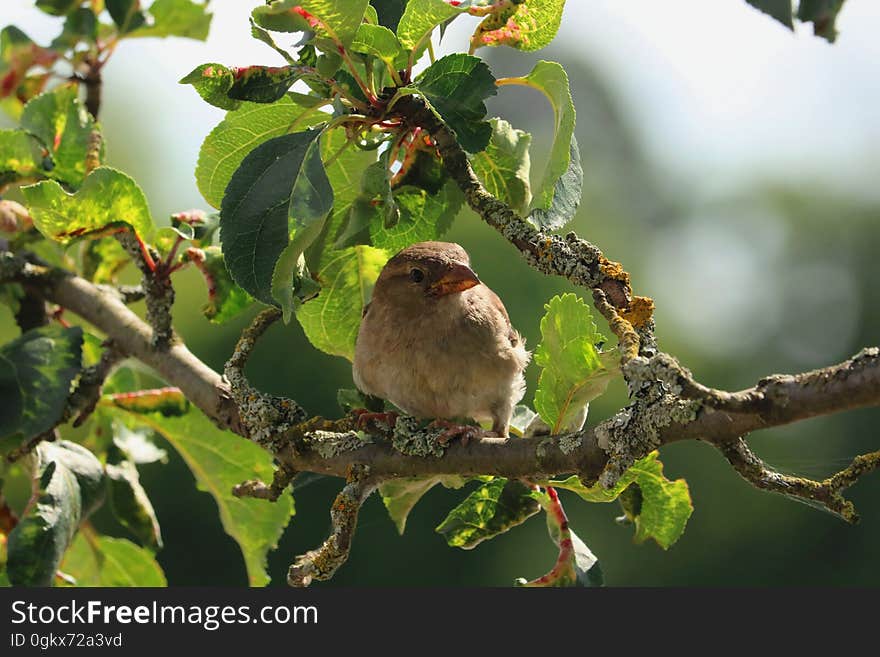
[2,1,879,586]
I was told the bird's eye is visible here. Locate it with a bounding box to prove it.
[409,268,425,283]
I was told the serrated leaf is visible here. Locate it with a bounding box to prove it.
[436,478,540,549]
[131,0,213,40]
[180,63,241,111]
[0,326,83,446]
[106,0,147,34]
[296,245,388,360]
[351,23,406,68]
[414,53,497,153]
[61,533,166,586]
[369,180,462,252]
[104,406,294,586]
[252,0,369,48]
[20,85,101,186]
[472,0,566,52]
[470,118,532,215]
[379,475,466,534]
[220,129,332,307]
[196,95,329,210]
[185,246,253,323]
[501,61,579,230]
[547,452,693,549]
[106,461,162,550]
[371,0,409,31]
[396,0,465,52]
[6,441,105,586]
[746,0,794,29]
[22,167,154,242]
[533,294,617,434]
[797,0,845,42]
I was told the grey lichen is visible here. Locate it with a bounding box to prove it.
[306,430,372,459]
[557,431,584,455]
[391,415,447,458]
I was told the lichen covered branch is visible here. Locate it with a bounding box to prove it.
[287,467,376,587]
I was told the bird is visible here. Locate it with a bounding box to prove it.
[353,241,530,440]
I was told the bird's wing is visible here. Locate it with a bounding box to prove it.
[483,286,520,347]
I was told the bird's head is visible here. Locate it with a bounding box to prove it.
[372,241,481,309]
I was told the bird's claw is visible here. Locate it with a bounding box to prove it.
[353,409,399,432]
[429,420,483,447]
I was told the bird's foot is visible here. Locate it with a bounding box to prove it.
[353,409,399,432]
[429,419,484,447]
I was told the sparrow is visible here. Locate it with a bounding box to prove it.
[353,241,530,438]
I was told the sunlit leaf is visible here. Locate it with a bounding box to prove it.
[61,533,166,586]
[470,118,532,215]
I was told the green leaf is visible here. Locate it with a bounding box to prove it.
[188,246,254,324]
[106,0,147,34]
[436,478,541,549]
[379,475,466,534]
[61,534,166,586]
[470,118,532,215]
[252,0,369,48]
[6,441,105,586]
[20,85,101,186]
[547,452,693,549]
[371,0,409,31]
[533,294,617,434]
[797,0,845,42]
[414,53,497,153]
[179,63,241,111]
[501,61,579,230]
[105,406,295,586]
[196,95,329,210]
[396,0,465,52]
[220,128,332,309]
[351,23,406,68]
[22,167,154,243]
[746,0,794,29]
[0,325,83,446]
[106,387,189,416]
[106,460,162,550]
[35,0,81,16]
[370,180,462,252]
[51,8,99,49]
[472,0,566,52]
[131,0,213,40]
[250,20,297,64]
[295,245,388,360]
[227,65,307,104]
[0,129,43,182]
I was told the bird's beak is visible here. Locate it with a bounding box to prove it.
[429,263,481,297]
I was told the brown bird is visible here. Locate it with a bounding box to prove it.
[353,241,530,439]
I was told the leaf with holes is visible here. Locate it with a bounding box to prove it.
[22,167,154,242]
[546,452,693,549]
